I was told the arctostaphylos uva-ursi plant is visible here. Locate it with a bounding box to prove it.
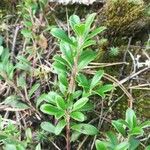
[95,108,150,150]
[38,13,113,150]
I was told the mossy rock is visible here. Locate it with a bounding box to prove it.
[103,0,147,37]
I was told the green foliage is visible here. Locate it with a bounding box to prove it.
[39,13,112,147]
[95,108,150,150]
[0,116,32,150]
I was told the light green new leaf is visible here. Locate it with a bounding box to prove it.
[51,28,74,46]
[74,23,85,36]
[95,140,107,150]
[125,108,137,129]
[90,70,104,89]
[69,15,80,31]
[55,119,66,135]
[78,49,96,70]
[71,111,85,122]
[71,123,99,135]
[129,127,144,136]
[40,121,55,134]
[73,97,88,111]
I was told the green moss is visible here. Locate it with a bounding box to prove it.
[103,0,145,36]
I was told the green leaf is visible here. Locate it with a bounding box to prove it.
[139,121,150,129]
[78,49,96,70]
[25,128,32,141]
[40,121,55,134]
[56,96,66,110]
[0,46,4,56]
[40,104,60,116]
[21,29,32,38]
[58,73,68,94]
[55,110,65,120]
[28,83,40,98]
[53,55,70,68]
[73,97,89,111]
[115,141,129,150]
[4,95,29,109]
[60,41,73,66]
[94,84,113,98]
[106,132,118,146]
[76,73,90,92]
[0,134,8,140]
[46,91,61,104]
[85,13,96,35]
[87,26,106,40]
[77,102,94,112]
[128,137,140,150]
[125,108,137,129]
[71,111,85,122]
[145,146,150,150]
[112,120,126,136]
[71,123,99,135]
[95,140,107,150]
[51,28,74,45]
[74,23,85,36]
[35,143,41,150]
[71,131,81,142]
[90,70,104,89]
[130,127,144,136]
[55,119,66,135]
[81,40,96,49]
[53,61,67,73]
[69,15,80,31]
